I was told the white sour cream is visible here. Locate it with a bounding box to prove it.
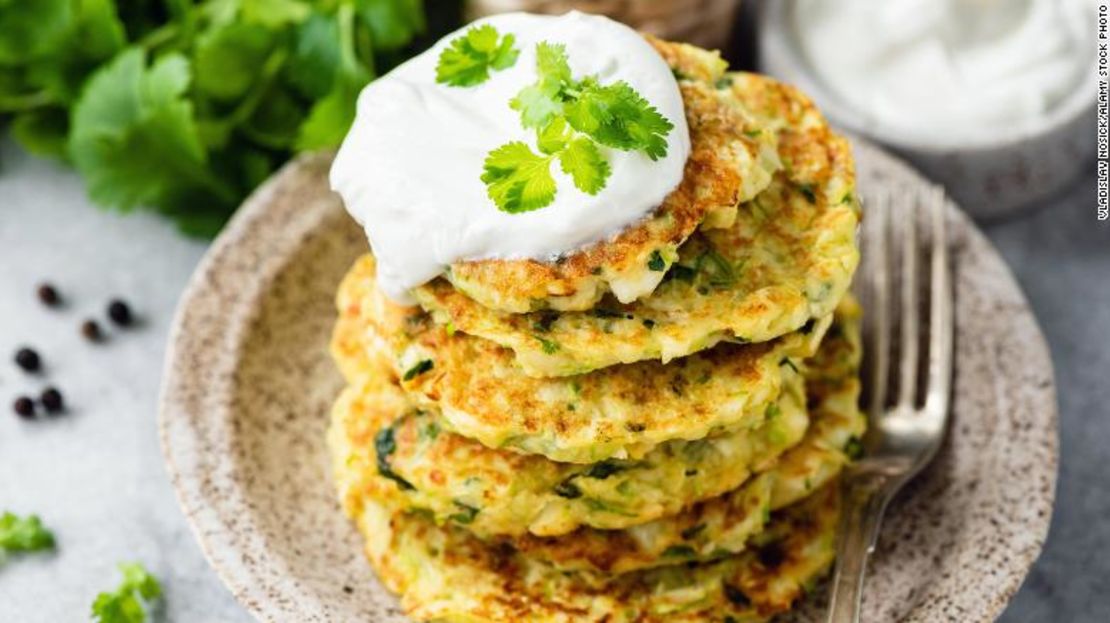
[793,0,1091,146]
[331,12,690,303]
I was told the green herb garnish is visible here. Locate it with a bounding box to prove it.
[553,480,582,499]
[0,512,55,552]
[374,427,415,491]
[533,334,560,355]
[402,359,434,381]
[584,460,624,479]
[484,41,674,213]
[448,502,480,525]
[0,1,431,237]
[647,250,667,271]
[436,24,519,87]
[662,544,696,558]
[91,562,161,623]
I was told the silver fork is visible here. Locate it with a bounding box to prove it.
[826,184,954,623]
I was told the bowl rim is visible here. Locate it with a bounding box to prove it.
[758,0,1096,153]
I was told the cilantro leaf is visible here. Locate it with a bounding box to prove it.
[91,562,162,623]
[436,24,519,87]
[10,109,69,159]
[295,5,373,151]
[482,141,557,213]
[356,0,426,52]
[558,136,610,195]
[193,22,276,102]
[286,11,342,99]
[534,41,571,86]
[0,512,55,552]
[509,42,569,129]
[68,48,238,213]
[564,80,674,160]
[536,116,570,155]
[490,39,675,212]
[0,0,71,64]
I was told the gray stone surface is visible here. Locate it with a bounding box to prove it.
[0,137,1106,621]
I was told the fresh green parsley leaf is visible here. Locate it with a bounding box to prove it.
[0,0,71,64]
[558,136,610,194]
[91,562,161,623]
[68,49,238,213]
[356,0,426,52]
[193,22,276,102]
[534,41,572,85]
[509,42,570,129]
[295,5,373,151]
[286,10,342,99]
[647,250,667,272]
[436,24,519,87]
[490,39,674,212]
[536,116,571,155]
[482,141,557,213]
[564,79,674,161]
[0,512,55,552]
[10,109,69,159]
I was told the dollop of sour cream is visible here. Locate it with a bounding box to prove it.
[331,12,690,303]
[794,0,1091,146]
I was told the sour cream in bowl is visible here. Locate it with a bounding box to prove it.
[760,0,1097,219]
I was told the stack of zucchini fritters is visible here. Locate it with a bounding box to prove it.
[328,38,862,623]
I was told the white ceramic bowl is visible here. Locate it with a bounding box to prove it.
[758,1,1096,221]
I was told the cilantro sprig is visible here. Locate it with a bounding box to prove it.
[483,41,674,214]
[0,511,55,553]
[0,0,444,236]
[436,24,519,87]
[91,562,162,623]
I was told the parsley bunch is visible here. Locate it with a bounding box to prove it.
[91,562,161,623]
[0,0,452,236]
[0,511,55,553]
[483,42,674,213]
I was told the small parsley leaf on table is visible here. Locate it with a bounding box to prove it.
[436,24,519,87]
[482,142,558,214]
[91,562,162,623]
[0,512,55,552]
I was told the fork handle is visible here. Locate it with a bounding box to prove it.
[826,469,903,623]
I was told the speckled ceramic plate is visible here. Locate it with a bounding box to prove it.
[159,141,1058,623]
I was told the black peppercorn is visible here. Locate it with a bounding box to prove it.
[41,387,64,414]
[37,283,60,306]
[81,319,103,342]
[14,347,41,373]
[13,396,35,418]
[107,299,133,326]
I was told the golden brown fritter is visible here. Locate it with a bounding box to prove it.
[333,254,827,463]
